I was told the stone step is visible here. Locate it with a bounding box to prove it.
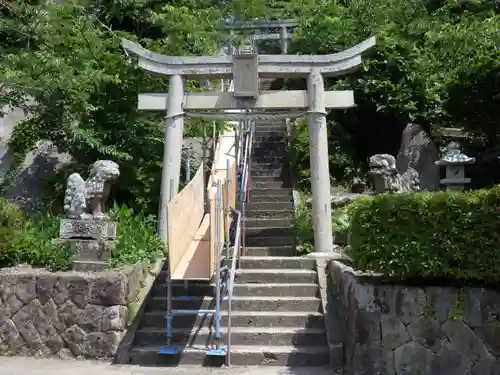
[151,282,215,297]
[138,310,324,329]
[239,256,315,270]
[134,326,327,347]
[236,269,317,284]
[245,226,295,238]
[244,218,293,228]
[254,136,287,144]
[250,194,293,203]
[252,181,287,189]
[246,209,294,219]
[130,344,330,366]
[250,188,291,197]
[146,296,321,312]
[252,161,287,169]
[245,235,294,247]
[234,283,319,297]
[254,129,287,136]
[251,175,288,183]
[245,201,294,211]
[251,168,285,177]
[243,246,296,256]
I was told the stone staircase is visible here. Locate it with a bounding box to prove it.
[127,83,329,367]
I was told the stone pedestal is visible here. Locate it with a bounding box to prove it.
[58,219,117,271]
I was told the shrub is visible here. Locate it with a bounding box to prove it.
[10,214,73,271]
[0,198,24,267]
[295,198,314,255]
[108,204,164,268]
[348,186,500,284]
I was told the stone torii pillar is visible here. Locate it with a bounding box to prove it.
[122,37,376,252]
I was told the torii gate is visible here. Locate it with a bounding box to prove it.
[122,36,376,255]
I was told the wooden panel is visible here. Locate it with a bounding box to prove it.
[171,214,211,280]
[167,166,204,275]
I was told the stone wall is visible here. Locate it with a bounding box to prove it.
[0,262,153,359]
[328,260,500,375]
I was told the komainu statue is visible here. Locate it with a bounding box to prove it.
[63,160,120,219]
[368,154,420,194]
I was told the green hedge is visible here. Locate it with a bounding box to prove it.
[348,186,500,284]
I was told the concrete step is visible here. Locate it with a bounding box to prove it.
[252,162,287,170]
[134,326,327,347]
[234,283,319,297]
[146,296,321,312]
[251,168,285,177]
[244,246,296,256]
[235,269,317,284]
[130,344,330,366]
[251,175,288,183]
[254,129,287,136]
[244,218,293,228]
[151,282,215,297]
[246,209,294,219]
[139,310,324,329]
[245,226,294,238]
[250,194,293,203]
[245,235,294,247]
[245,201,294,211]
[252,181,287,189]
[250,188,291,197]
[239,256,315,270]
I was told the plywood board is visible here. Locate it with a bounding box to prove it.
[167,166,204,275]
[171,214,211,280]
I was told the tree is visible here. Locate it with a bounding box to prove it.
[0,0,225,213]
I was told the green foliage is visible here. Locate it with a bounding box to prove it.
[0,201,162,271]
[294,197,314,255]
[9,214,73,272]
[108,204,164,268]
[348,187,500,284]
[0,0,224,214]
[295,194,369,254]
[0,198,24,265]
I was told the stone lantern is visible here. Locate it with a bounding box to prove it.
[435,141,475,191]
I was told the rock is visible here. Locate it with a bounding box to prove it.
[77,304,103,332]
[36,274,57,305]
[0,295,23,326]
[14,273,36,304]
[59,300,81,328]
[429,343,471,375]
[12,304,43,352]
[0,273,18,302]
[394,341,433,375]
[381,314,411,350]
[470,358,500,375]
[394,286,426,325]
[396,123,440,191]
[0,319,24,354]
[475,322,500,357]
[42,299,65,333]
[353,310,381,345]
[351,345,395,375]
[90,273,128,306]
[62,325,87,357]
[442,319,492,363]
[57,275,92,309]
[426,287,458,323]
[407,317,446,353]
[83,331,123,358]
[102,306,127,332]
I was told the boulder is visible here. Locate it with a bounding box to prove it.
[396,123,440,191]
